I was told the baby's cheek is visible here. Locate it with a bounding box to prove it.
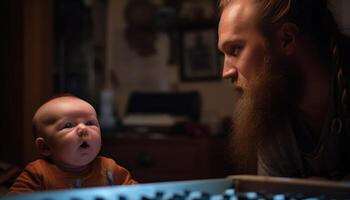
[94,137,102,150]
[92,132,102,142]
[57,138,78,152]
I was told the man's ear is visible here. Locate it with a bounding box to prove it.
[277,22,300,55]
[35,137,51,156]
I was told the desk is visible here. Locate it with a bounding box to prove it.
[101,134,233,183]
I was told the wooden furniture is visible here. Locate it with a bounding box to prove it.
[101,134,233,183]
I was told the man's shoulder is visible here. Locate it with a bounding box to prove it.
[341,34,350,43]
[338,34,350,79]
[340,34,350,55]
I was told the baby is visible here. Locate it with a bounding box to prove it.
[9,95,137,194]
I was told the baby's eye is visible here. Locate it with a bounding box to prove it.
[85,121,95,126]
[63,122,74,129]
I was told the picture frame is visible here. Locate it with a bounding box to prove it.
[180,28,220,81]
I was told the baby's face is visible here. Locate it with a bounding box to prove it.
[35,97,101,170]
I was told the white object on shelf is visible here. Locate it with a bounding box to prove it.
[99,88,116,129]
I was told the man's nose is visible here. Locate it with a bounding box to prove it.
[222,60,238,82]
[77,124,88,137]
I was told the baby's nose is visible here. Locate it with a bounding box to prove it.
[77,124,88,137]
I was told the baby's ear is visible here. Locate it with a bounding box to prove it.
[35,137,51,156]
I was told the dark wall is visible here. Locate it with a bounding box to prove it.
[1,0,24,165]
[1,0,53,166]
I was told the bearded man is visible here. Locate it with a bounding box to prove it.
[218,0,350,180]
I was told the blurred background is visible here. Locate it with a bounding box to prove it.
[1,0,350,188]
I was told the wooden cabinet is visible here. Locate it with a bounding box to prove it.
[101,134,233,183]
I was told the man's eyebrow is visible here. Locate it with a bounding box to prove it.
[218,38,245,52]
[218,42,224,52]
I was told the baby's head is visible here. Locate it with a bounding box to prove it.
[33,95,101,171]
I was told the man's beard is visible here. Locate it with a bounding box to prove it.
[230,54,300,174]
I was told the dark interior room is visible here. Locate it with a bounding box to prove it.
[1,0,235,190]
[1,0,350,198]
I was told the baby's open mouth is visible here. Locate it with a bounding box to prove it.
[80,141,90,148]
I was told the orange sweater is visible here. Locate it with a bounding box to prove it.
[8,156,137,194]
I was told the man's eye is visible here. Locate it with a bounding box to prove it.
[63,122,74,129]
[229,46,242,56]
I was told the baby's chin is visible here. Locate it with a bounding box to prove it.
[75,154,99,167]
[53,156,97,172]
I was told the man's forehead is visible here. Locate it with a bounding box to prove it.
[218,0,257,47]
[220,0,256,27]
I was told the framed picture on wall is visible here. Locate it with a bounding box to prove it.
[180,28,220,81]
